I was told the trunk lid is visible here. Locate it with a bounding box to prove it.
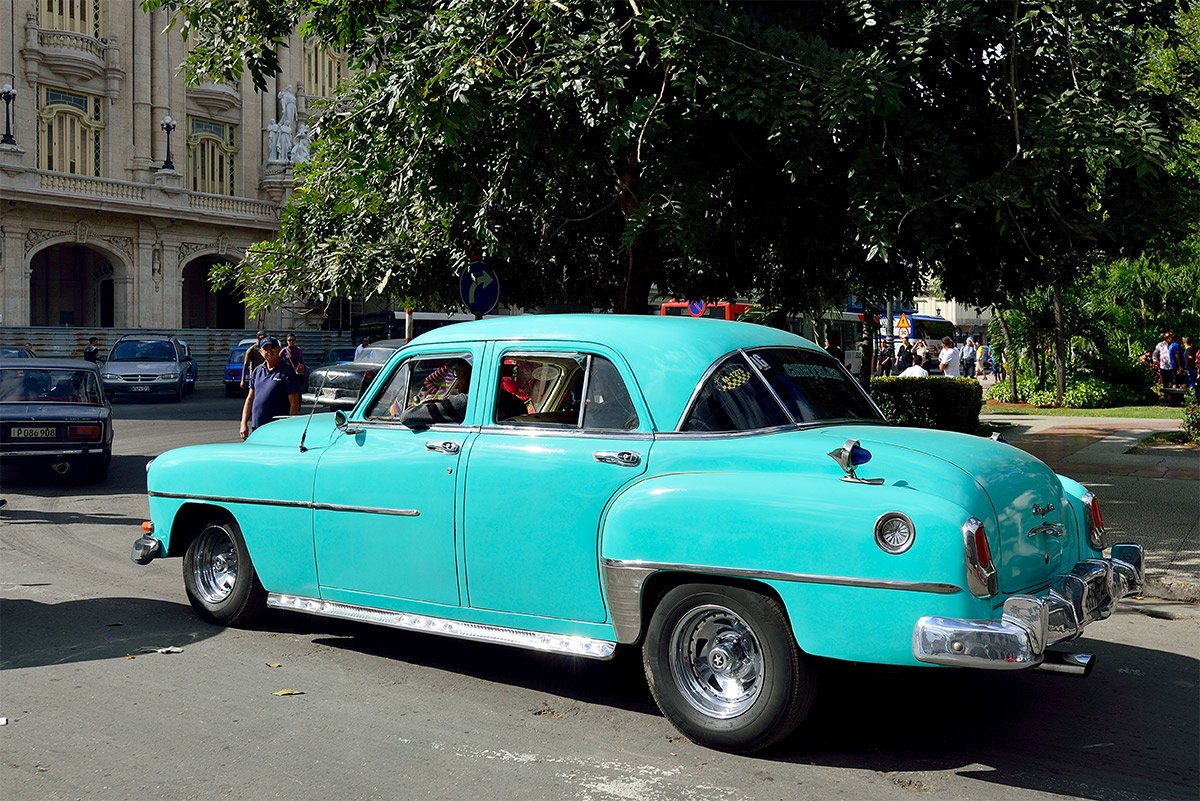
[819,425,1075,593]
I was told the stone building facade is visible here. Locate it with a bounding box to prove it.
[0,0,343,331]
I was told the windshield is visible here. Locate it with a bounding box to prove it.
[110,340,176,362]
[356,347,397,366]
[227,346,249,366]
[682,347,882,432]
[0,368,103,404]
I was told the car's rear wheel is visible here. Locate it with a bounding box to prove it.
[642,583,814,753]
[182,517,267,626]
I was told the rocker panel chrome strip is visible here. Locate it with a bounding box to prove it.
[602,558,962,645]
[266,593,617,660]
[148,491,419,517]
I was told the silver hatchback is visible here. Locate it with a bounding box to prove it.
[101,335,192,402]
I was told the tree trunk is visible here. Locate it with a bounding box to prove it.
[1052,284,1067,406]
[996,306,1018,401]
[858,316,877,391]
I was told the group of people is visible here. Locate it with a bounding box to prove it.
[863,336,996,380]
[1147,331,1198,389]
[239,331,306,439]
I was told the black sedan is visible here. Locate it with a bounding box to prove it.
[0,359,114,481]
[301,339,404,408]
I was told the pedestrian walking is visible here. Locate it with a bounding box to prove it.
[240,337,300,440]
[960,338,976,378]
[354,336,370,360]
[1152,331,1180,387]
[241,330,267,389]
[938,337,962,377]
[83,336,101,362]
[1182,336,1197,389]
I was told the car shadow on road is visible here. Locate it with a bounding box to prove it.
[0,454,148,498]
[0,596,218,670]
[264,608,658,717]
[778,638,1199,800]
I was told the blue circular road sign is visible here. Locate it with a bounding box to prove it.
[688,299,707,317]
[460,261,499,315]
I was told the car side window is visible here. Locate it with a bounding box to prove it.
[365,355,472,425]
[581,357,638,431]
[681,353,791,432]
[492,353,637,431]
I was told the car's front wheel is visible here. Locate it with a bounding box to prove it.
[182,517,267,626]
[642,583,815,753]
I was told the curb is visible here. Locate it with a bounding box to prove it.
[1143,576,1200,605]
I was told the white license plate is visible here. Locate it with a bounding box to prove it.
[13,427,56,438]
[320,388,338,398]
[130,385,150,392]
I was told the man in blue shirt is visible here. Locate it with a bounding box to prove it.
[239,337,301,440]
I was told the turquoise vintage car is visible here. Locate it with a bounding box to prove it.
[132,315,1143,753]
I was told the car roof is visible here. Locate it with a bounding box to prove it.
[363,339,406,350]
[407,314,819,428]
[0,358,101,371]
[115,333,176,341]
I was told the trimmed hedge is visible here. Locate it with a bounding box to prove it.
[870,377,983,434]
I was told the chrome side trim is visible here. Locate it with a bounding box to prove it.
[266,594,617,660]
[1027,521,1066,538]
[147,491,420,517]
[601,557,962,646]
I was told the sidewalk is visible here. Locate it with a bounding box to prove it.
[981,413,1200,602]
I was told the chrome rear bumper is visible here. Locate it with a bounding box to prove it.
[913,543,1143,671]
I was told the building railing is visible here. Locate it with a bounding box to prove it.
[189,193,279,219]
[39,172,147,201]
[38,29,105,59]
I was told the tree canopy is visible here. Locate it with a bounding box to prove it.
[146,0,1199,317]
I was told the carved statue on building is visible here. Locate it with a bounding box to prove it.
[279,85,297,131]
[290,123,311,163]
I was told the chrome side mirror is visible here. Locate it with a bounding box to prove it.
[333,409,360,434]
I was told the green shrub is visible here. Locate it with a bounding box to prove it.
[985,381,1017,403]
[871,377,983,434]
[1183,388,1200,445]
[1027,389,1058,408]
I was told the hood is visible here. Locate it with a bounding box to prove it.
[105,361,179,374]
[818,425,1073,594]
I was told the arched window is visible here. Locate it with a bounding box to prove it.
[37,87,104,177]
[41,0,103,37]
[305,45,345,98]
[187,117,238,196]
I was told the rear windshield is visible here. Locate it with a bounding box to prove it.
[227,347,249,365]
[682,347,881,432]
[111,340,175,362]
[0,368,103,404]
[356,347,397,365]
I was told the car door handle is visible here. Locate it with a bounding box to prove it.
[425,440,461,455]
[594,450,641,467]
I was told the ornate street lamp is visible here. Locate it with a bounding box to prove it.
[160,114,176,171]
[1,84,16,146]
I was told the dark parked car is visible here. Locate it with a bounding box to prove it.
[0,346,37,358]
[0,358,113,481]
[301,339,403,408]
[315,346,358,369]
[101,334,192,402]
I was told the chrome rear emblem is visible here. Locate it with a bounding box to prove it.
[1032,502,1055,518]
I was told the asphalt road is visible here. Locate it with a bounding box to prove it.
[2,389,1198,801]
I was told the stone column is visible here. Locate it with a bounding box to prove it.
[0,221,29,326]
[150,9,170,166]
[131,4,155,177]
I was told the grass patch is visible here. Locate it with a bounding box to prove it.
[981,402,1184,420]
[1130,430,1198,452]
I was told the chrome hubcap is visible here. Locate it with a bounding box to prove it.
[192,525,238,604]
[668,603,764,719]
